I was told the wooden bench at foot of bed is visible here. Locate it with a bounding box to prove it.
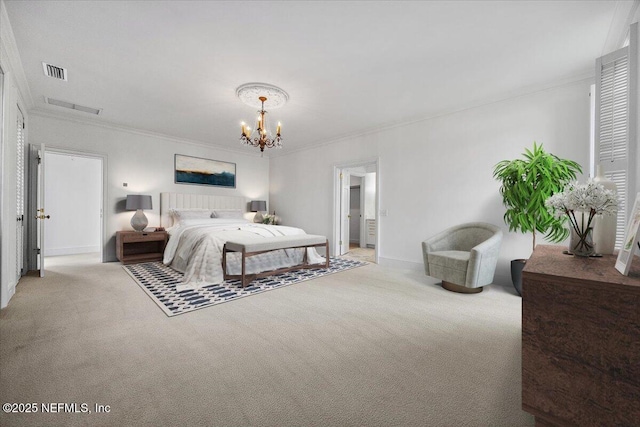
[222,235,330,287]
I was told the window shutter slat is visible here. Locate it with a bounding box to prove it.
[16,111,25,279]
[605,170,627,248]
[595,44,632,249]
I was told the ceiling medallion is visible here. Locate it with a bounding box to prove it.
[237,83,288,153]
[236,83,289,109]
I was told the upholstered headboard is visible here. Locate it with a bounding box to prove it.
[160,192,249,227]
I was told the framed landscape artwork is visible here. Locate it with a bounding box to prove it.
[174,154,236,188]
[615,192,640,275]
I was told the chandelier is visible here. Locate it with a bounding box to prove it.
[237,83,288,153]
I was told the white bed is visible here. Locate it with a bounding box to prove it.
[160,193,325,291]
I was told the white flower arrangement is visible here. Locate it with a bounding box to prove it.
[262,213,276,225]
[545,180,619,255]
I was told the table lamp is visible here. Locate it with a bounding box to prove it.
[250,200,267,223]
[126,194,152,231]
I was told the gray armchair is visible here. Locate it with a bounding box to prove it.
[422,222,503,293]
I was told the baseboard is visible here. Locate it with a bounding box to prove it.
[377,257,424,272]
[44,246,100,256]
[9,284,15,298]
[377,257,513,290]
[1,283,16,309]
[492,272,512,289]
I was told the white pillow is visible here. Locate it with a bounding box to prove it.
[166,217,214,234]
[181,218,247,226]
[167,217,249,235]
[169,208,212,222]
[212,209,244,219]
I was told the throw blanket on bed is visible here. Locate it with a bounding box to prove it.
[163,219,325,291]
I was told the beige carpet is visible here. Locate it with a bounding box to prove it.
[0,257,533,427]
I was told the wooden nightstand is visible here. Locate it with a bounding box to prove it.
[116,231,168,264]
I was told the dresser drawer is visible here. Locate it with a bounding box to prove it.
[120,232,166,243]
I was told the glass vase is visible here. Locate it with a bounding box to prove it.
[570,226,595,257]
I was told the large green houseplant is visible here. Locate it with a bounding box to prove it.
[493,143,582,295]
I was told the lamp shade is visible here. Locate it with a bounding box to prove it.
[250,200,267,212]
[126,194,152,210]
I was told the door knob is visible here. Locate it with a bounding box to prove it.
[35,209,50,219]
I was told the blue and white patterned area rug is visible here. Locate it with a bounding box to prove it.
[124,258,367,317]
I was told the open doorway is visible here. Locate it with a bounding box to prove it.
[43,151,103,265]
[334,160,379,263]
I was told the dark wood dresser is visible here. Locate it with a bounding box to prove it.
[522,245,640,426]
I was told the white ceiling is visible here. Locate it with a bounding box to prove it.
[3,1,637,154]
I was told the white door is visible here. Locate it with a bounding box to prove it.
[16,109,25,280]
[340,172,351,255]
[349,186,361,244]
[359,179,366,248]
[35,143,48,277]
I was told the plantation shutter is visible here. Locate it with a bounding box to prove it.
[595,30,636,248]
[16,109,25,279]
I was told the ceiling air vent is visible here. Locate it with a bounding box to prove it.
[45,97,102,115]
[42,62,67,81]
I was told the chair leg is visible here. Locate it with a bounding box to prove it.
[442,281,483,294]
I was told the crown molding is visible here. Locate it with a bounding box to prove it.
[28,108,267,158]
[30,67,594,163]
[0,0,34,109]
[270,70,595,159]
[602,0,640,54]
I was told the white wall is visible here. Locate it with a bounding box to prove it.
[44,152,102,256]
[270,80,591,286]
[29,114,270,262]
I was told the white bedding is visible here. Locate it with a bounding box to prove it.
[163,219,325,291]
